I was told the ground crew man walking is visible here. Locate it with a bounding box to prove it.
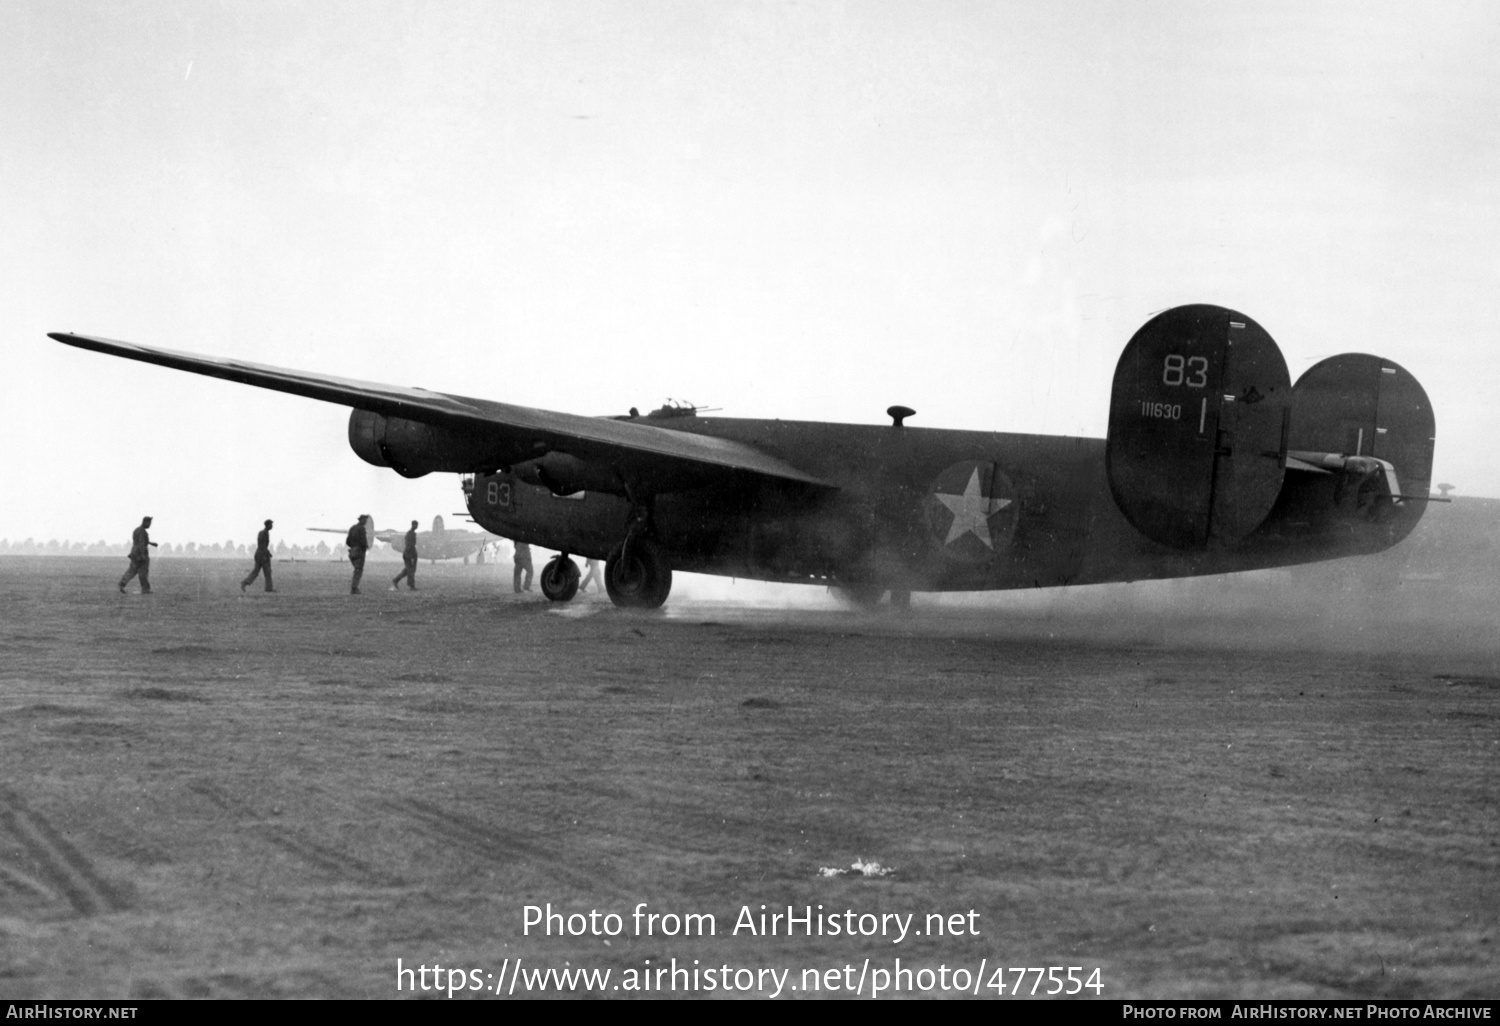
[346,514,371,594]
[392,520,419,591]
[513,541,533,593]
[119,516,156,594]
[578,557,600,594]
[241,519,275,592]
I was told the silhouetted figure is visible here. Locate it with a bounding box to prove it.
[241,519,275,592]
[578,557,600,594]
[346,514,371,594]
[119,516,156,594]
[392,520,419,591]
[513,541,533,593]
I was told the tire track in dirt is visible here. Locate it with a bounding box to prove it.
[0,861,58,908]
[389,797,628,897]
[188,781,402,887]
[0,787,128,916]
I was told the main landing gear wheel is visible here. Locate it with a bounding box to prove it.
[540,556,581,602]
[605,538,672,609]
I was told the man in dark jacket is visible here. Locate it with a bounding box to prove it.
[392,520,419,591]
[119,516,156,594]
[346,515,371,594]
[241,519,275,592]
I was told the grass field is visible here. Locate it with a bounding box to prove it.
[0,555,1496,998]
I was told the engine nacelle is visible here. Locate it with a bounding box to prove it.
[511,452,625,496]
[347,409,491,479]
[1106,305,1291,549]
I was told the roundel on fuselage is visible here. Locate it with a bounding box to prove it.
[924,461,1018,562]
[1106,305,1290,549]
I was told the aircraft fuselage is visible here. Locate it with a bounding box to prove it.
[466,416,1422,592]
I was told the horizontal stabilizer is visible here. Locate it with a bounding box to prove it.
[1287,451,1403,503]
[1284,455,1332,474]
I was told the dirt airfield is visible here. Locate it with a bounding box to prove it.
[0,554,1496,999]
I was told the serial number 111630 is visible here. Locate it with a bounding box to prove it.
[1139,400,1182,420]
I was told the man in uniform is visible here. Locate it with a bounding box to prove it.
[241,519,275,592]
[392,519,419,591]
[119,515,156,594]
[512,541,533,593]
[578,557,600,594]
[346,514,371,594]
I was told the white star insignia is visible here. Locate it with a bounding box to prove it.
[935,468,1012,549]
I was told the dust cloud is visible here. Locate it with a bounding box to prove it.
[659,497,1500,662]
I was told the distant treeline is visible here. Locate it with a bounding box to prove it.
[0,539,342,559]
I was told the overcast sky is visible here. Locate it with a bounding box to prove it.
[5,0,1497,547]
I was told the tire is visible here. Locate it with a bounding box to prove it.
[605,538,672,609]
[540,556,581,602]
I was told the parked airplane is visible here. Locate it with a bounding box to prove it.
[308,516,497,563]
[51,304,1435,609]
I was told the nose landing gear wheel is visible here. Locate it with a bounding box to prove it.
[540,556,581,602]
[605,538,672,609]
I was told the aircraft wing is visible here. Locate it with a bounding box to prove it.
[49,332,837,491]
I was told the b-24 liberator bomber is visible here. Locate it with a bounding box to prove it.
[51,304,1435,609]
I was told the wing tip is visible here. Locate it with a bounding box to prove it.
[49,331,110,349]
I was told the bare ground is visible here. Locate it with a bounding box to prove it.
[0,555,1496,999]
